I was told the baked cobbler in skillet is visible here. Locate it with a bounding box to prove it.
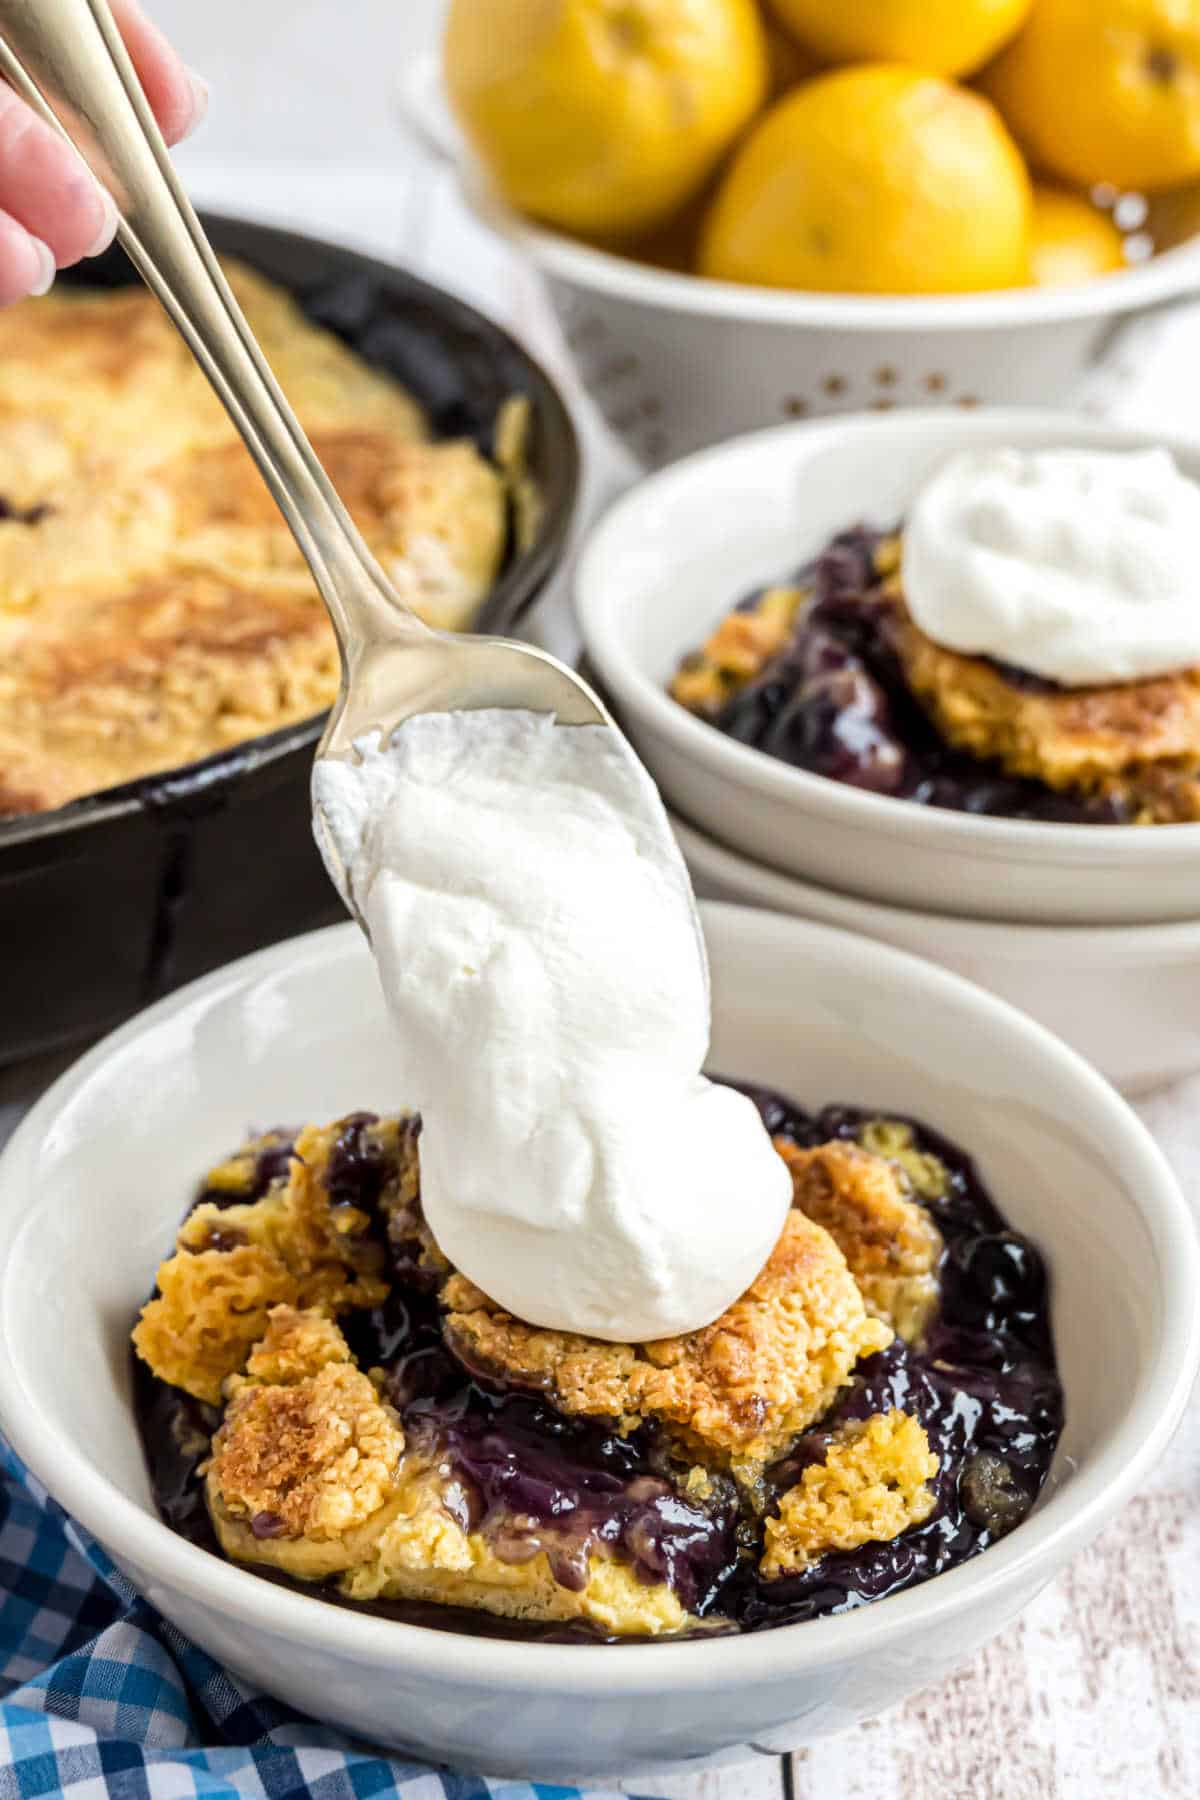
[0,262,509,817]
[132,1088,1062,1641]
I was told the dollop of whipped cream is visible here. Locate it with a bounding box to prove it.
[902,445,1200,687]
[313,709,791,1343]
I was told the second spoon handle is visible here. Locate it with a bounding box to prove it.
[0,0,426,655]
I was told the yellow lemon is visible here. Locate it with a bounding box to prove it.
[443,0,767,239]
[698,65,1033,294]
[767,0,1033,78]
[1030,186,1128,285]
[983,0,1200,192]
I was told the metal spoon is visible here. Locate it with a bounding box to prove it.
[0,0,609,911]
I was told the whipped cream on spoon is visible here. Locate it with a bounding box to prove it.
[315,711,792,1344]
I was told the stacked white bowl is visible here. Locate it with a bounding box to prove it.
[576,409,1200,1094]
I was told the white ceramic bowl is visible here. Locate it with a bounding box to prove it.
[672,813,1200,1096]
[401,55,1200,465]
[575,407,1200,926]
[1,909,1197,1777]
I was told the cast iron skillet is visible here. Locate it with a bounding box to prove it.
[0,214,579,1064]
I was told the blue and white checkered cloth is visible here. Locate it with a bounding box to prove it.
[0,1438,645,1800]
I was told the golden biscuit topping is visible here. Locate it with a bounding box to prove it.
[206,1308,697,1636]
[209,1310,405,1541]
[132,1116,411,1403]
[887,595,1200,820]
[443,1208,892,1469]
[669,584,806,717]
[241,1307,353,1387]
[761,1410,939,1578]
[0,262,507,818]
[779,1138,944,1344]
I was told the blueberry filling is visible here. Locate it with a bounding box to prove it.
[410,1395,737,1606]
[324,1111,390,1212]
[338,1285,740,1612]
[710,528,1126,823]
[134,1085,1062,1641]
[724,1091,1062,1629]
[194,1130,297,1209]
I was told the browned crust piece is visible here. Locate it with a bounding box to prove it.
[442,1210,892,1471]
[887,596,1200,821]
[760,1410,939,1579]
[0,571,339,815]
[132,1113,420,1404]
[669,585,806,718]
[209,1308,406,1540]
[777,1139,944,1345]
[0,262,506,818]
[206,1305,696,1636]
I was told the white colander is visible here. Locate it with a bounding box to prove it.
[402,54,1200,467]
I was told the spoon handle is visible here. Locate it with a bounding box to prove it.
[0,0,424,654]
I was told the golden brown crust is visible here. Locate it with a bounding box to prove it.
[208,1311,405,1540]
[887,597,1200,819]
[241,1306,353,1386]
[211,1463,694,1635]
[206,1305,695,1635]
[778,1139,944,1344]
[442,1210,892,1468]
[0,262,507,818]
[131,1115,414,1403]
[0,263,425,465]
[760,1410,939,1578]
[0,571,339,814]
[169,430,506,628]
[669,585,805,717]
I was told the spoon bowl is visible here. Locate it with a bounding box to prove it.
[312,628,609,911]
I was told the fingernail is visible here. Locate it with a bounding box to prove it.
[86,183,119,257]
[180,68,209,140]
[28,236,55,297]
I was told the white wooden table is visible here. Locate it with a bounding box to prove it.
[7,1,1198,1788]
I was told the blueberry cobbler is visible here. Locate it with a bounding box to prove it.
[670,459,1200,827]
[132,1090,1062,1641]
[0,261,512,816]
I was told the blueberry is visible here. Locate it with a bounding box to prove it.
[955,1233,1046,1315]
[810,528,882,605]
[324,1112,387,1212]
[250,1510,286,1539]
[960,1454,1032,1537]
[760,642,907,793]
[252,1136,297,1194]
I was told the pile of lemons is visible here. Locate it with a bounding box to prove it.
[443,0,1200,294]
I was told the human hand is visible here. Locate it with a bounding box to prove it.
[0,0,205,304]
